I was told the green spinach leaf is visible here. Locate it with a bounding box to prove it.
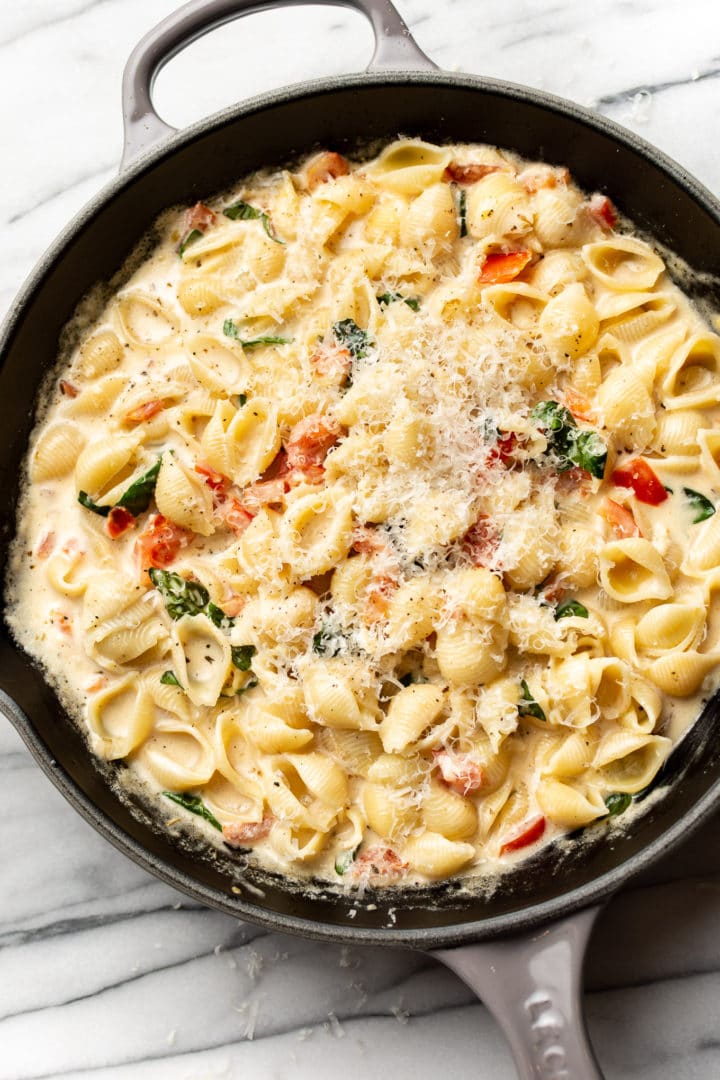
[223,199,285,244]
[683,487,716,524]
[332,318,372,359]
[335,845,360,875]
[78,491,111,517]
[518,678,546,722]
[555,599,589,621]
[530,400,607,479]
[377,292,420,312]
[231,644,256,671]
[116,458,162,516]
[148,569,210,620]
[178,228,204,257]
[162,791,222,831]
[223,319,291,347]
[604,792,632,817]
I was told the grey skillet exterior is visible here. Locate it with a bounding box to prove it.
[3,1,720,1077]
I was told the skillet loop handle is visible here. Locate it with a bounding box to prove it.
[121,0,437,170]
[432,907,604,1080]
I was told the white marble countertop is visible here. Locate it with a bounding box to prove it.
[2,1,720,1077]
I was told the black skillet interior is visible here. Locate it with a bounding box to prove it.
[2,73,720,947]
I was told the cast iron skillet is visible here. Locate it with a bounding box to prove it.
[2,2,720,1076]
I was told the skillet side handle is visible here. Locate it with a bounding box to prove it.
[432,906,604,1080]
[121,0,436,170]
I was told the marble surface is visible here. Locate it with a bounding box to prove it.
[2,1,720,1077]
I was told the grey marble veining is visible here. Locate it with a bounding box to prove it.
[2,2,720,1078]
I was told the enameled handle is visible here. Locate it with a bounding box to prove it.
[121,0,437,169]
[432,907,604,1079]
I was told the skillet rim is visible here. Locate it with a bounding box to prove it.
[2,68,720,948]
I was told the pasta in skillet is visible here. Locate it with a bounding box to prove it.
[8,139,720,887]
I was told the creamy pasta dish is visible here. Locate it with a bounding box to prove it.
[8,139,720,887]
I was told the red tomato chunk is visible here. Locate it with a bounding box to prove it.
[223,816,274,847]
[601,498,641,539]
[137,515,192,571]
[499,815,546,856]
[611,459,668,505]
[106,506,136,539]
[478,250,532,284]
[434,750,484,796]
[443,161,502,184]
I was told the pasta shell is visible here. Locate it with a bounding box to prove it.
[646,651,720,697]
[422,781,478,840]
[139,720,215,789]
[663,333,720,409]
[186,334,251,395]
[536,779,606,828]
[79,329,124,378]
[155,454,215,536]
[582,237,664,291]
[379,683,445,753]
[365,139,452,195]
[594,731,671,793]
[599,539,672,602]
[87,676,155,760]
[435,620,506,686]
[116,293,176,346]
[171,614,232,707]
[177,277,225,317]
[538,282,599,359]
[635,603,705,656]
[30,422,86,482]
[403,833,475,878]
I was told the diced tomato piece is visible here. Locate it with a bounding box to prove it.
[263,449,289,480]
[519,165,570,193]
[601,498,641,539]
[364,574,398,624]
[351,525,391,558]
[353,845,408,885]
[293,463,326,486]
[137,514,192,572]
[195,462,228,494]
[123,399,165,426]
[443,162,502,184]
[35,530,56,558]
[499,815,546,856]
[186,201,216,232]
[59,379,79,398]
[563,387,596,424]
[487,430,518,467]
[433,750,484,796]
[49,608,73,636]
[554,466,593,498]
[223,815,274,847]
[241,477,287,513]
[106,506,136,539]
[478,250,533,284]
[270,448,325,488]
[586,193,617,229]
[285,413,342,470]
[461,516,501,569]
[536,575,567,606]
[220,594,246,618]
[611,459,668,506]
[222,497,255,536]
[85,673,108,694]
[310,343,352,384]
[306,151,350,190]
